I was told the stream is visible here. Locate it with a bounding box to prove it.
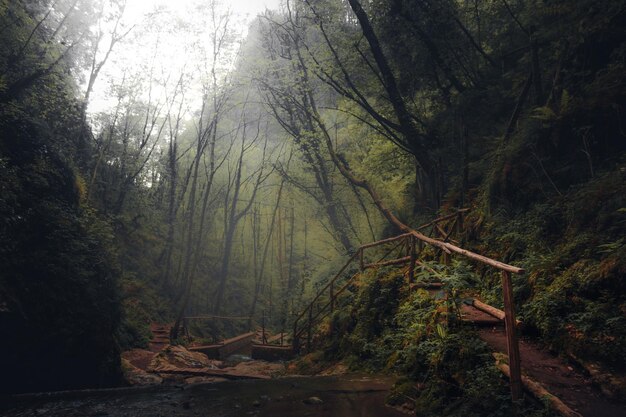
[1,374,407,417]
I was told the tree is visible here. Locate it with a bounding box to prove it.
[213,113,272,314]
[255,9,356,252]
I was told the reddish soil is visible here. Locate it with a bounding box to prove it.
[148,323,171,353]
[462,304,626,417]
[121,348,155,370]
[121,323,172,372]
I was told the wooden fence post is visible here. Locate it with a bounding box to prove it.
[359,248,364,271]
[408,235,416,283]
[307,305,313,351]
[293,320,299,353]
[501,270,522,401]
[262,311,266,344]
[329,282,335,334]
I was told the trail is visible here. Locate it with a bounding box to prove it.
[0,322,405,417]
[461,305,626,417]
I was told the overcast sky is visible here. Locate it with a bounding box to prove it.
[86,0,282,116]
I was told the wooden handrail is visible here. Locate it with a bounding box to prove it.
[416,209,469,231]
[292,250,361,329]
[359,232,413,249]
[184,315,250,320]
[294,270,362,341]
[409,230,523,274]
[293,233,418,351]
[291,209,525,402]
[364,255,411,269]
[294,225,523,349]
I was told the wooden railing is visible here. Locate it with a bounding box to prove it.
[292,210,470,353]
[416,208,469,245]
[292,232,415,353]
[292,209,526,402]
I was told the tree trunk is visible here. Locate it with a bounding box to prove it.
[346,0,439,207]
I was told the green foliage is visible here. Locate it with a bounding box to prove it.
[326,268,554,416]
[477,171,626,368]
[0,0,624,399]
[0,110,123,392]
[115,276,171,350]
[0,1,126,393]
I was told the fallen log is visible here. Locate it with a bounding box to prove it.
[411,282,443,289]
[493,354,582,417]
[461,318,504,327]
[364,255,411,269]
[473,299,522,327]
[153,366,269,380]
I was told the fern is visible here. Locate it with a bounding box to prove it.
[531,106,557,122]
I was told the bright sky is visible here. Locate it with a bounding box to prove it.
[126,0,281,27]
[87,0,282,116]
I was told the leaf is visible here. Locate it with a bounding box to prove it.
[560,89,570,112]
[435,323,447,339]
[530,106,557,121]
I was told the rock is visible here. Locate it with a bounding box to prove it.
[252,400,261,407]
[121,349,156,371]
[149,345,220,372]
[184,376,228,385]
[90,407,110,416]
[319,363,348,376]
[121,358,163,386]
[222,360,285,379]
[303,396,324,405]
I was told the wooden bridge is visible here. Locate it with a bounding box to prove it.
[189,332,256,360]
[185,331,294,362]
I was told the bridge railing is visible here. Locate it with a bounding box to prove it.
[291,232,415,353]
[292,208,526,402]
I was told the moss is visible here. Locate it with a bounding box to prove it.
[319,266,554,416]
[473,169,626,368]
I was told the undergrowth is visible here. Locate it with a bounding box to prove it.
[476,170,626,369]
[316,267,557,417]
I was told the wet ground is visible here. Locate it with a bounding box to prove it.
[1,374,406,417]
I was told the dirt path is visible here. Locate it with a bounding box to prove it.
[461,305,626,417]
[121,323,171,372]
[148,323,171,353]
[1,374,405,417]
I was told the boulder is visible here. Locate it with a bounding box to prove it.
[148,345,220,373]
[121,358,163,386]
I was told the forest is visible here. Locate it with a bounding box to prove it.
[0,0,625,416]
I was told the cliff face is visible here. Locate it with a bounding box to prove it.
[0,110,123,393]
